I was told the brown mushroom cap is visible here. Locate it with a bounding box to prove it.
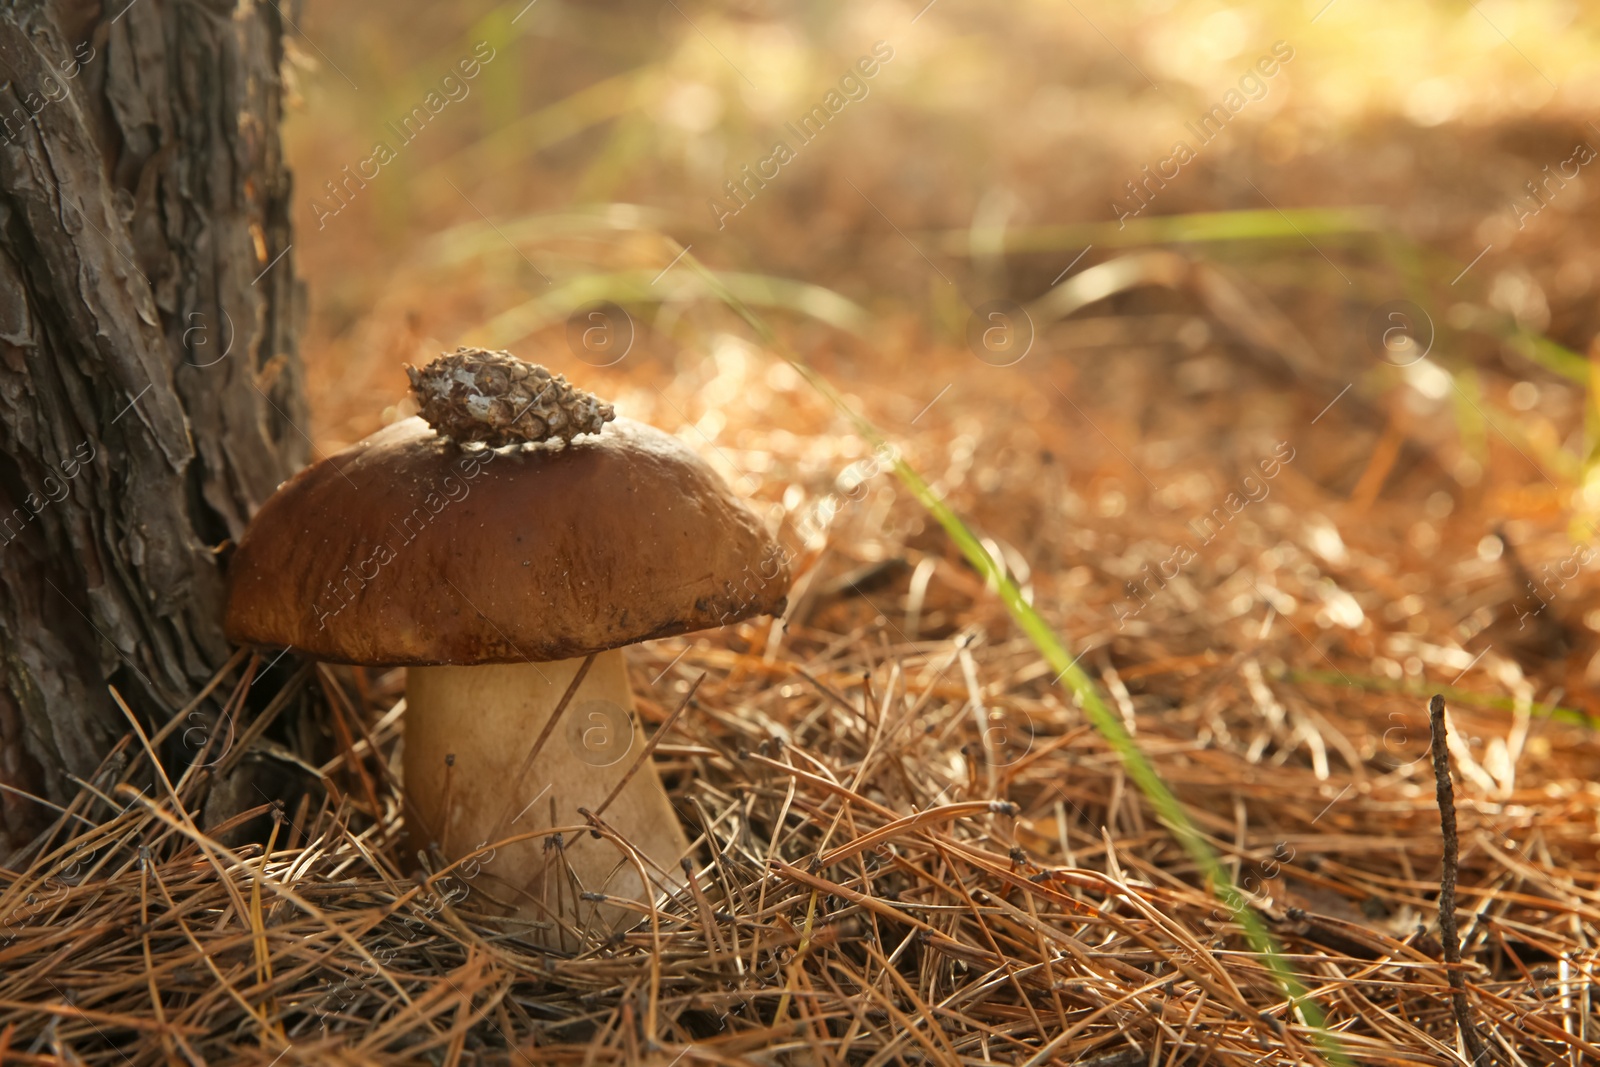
[224,417,791,665]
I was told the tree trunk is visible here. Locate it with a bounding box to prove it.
[0,0,306,852]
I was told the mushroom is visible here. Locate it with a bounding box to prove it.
[224,349,790,944]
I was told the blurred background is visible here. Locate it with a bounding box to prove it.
[284,0,1600,720]
[287,0,1600,431]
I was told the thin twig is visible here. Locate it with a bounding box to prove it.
[487,653,597,845]
[1428,694,1493,1066]
[593,673,704,819]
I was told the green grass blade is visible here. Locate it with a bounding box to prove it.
[928,207,1383,256]
[414,70,643,187]
[425,203,677,266]
[1508,328,1589,384]
[462,266,870,349]
[1286,668,1599,730]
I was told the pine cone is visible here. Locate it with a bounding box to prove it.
[405,348,615,447]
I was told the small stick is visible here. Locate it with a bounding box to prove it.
[1428,694,1493,1066]
[593,673,704,818]
[680,856,726,960]
[439,753,455,855]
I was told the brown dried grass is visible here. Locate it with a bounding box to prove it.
[4,329,1600,1066]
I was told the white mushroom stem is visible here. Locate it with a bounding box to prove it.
[403,649,689,947]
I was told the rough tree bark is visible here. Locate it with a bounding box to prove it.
[0,0,306,852]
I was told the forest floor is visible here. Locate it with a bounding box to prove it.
[5,1,1600,1062]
